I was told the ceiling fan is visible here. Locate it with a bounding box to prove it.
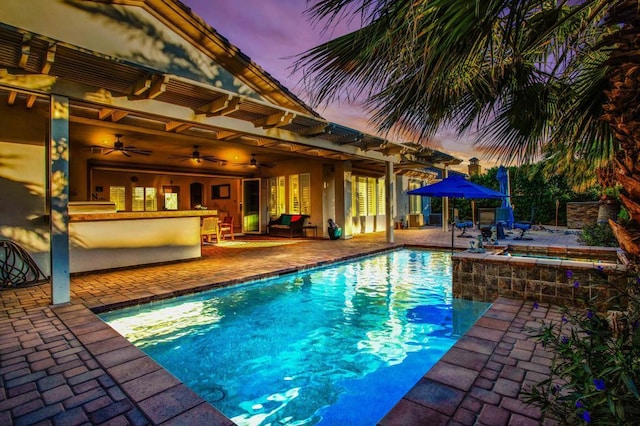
[235,153,275,169]
[169,145,225,165]
[90,134,152,157]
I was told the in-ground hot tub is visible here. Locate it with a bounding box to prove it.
[452,245,630,311]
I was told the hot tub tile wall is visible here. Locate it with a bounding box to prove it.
[453,249,629,311]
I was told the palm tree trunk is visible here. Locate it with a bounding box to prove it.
[602,1,640,258]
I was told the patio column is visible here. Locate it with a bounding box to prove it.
[50,94,70,305]
[335,161,352,239]
[442,168,449,232]
[385,161,394,243]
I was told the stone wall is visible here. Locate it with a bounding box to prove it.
[452,248,628,312]
[566,201,599,229]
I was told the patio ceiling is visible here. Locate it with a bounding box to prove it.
[0,23,459,176]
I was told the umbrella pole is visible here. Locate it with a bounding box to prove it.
[451,198,455,253]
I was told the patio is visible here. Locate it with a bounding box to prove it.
[0,226,580,425]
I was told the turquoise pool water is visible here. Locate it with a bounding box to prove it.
[100,249,491,425]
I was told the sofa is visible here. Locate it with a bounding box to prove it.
[268,214,309,238]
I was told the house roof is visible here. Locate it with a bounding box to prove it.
[0,0,462,173]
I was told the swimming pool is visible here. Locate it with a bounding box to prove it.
[100,249,491,425]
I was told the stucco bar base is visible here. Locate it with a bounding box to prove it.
[69,212,213,273]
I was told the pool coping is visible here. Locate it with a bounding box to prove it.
[50,245,412,425]
[50,244,554,425]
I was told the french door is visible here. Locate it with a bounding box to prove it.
[242,178,261,234]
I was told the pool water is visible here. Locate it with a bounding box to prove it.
[100,249,491,425]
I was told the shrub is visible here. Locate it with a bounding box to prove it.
[524,269,640,424]
[579,223,618,247]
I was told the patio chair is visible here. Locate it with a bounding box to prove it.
[219,216,234,240]
[455,220,474,237]
[514,208,535,240]
[201,217,220,243]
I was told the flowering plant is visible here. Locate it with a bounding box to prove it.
[523,268,640,424]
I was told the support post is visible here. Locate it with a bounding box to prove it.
[50,94,70,305]
[385,161,394,243]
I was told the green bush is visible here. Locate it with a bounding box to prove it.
[524,269,640,424]
[580,223,619,247]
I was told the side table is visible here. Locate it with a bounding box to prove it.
[302,225,318,238]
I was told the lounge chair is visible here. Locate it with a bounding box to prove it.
[455,220,474,237]
[514,208,535,240]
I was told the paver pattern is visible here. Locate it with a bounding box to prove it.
[0,227,582,425]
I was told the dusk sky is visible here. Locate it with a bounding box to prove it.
[181,0,487,171]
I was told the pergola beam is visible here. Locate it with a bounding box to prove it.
[131,75,152,96]
[19,33,32,69]
[41,43,56,75]
[166,121,193,132]
[147,75,168,99]
[253,111,296,129]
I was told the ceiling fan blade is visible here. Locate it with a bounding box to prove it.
[121,151,131,157]
[103,149,115,155]
[202,156,223,163]
[131,150,151,156]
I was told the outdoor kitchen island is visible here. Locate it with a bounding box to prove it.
[68,202,216,273]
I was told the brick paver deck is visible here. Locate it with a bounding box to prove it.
[0,226,582,425]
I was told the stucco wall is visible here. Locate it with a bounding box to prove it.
[0,102,51,275]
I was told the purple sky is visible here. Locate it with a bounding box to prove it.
[181,0,484,170]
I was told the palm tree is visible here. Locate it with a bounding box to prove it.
[295,0,640,257]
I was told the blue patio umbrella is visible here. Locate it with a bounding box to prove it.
[496,166,515,228]
[407,174,505,252]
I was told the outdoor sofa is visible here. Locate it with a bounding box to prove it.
[268,214,309,238]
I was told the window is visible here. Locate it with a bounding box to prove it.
[366,177,376,215]
[109,186,126,211]
[132,187,157,211]
[408,180,423,214]
[289,175,299,213]
[353,176,381,216]
[377,178,386,215]
[300,173,311,215]
[356,177,366,216]
[268,176,285,218]
[288,173,311,214]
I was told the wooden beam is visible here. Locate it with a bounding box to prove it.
[216,130,238,140]
[26,95,37,109]
[19,33,32,69]
[7,91,17,105]
[131,75,152,96]
[41,44,56,75]
[166,121,193,132]
[98,108,114,120]
[253,111,296,129]
[335,132,365,145]
[111,110,128,122]
[298,122,328,136]
[147,75,168,99]
[208,96,241,116]
[197,94,232,115]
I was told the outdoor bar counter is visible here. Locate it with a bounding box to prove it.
[69,202,216,273]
